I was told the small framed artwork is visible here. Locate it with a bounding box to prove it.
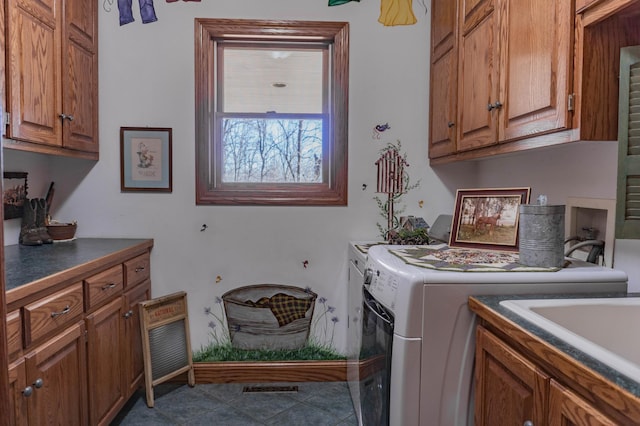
[449,187,531,251]
[3,172,28,220]
[120,127,172,192]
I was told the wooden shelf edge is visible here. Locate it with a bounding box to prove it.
[429,129,586,165]
[3,138,99,161]
[189,360,347,383]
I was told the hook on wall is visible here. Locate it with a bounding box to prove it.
[200,224,208,232]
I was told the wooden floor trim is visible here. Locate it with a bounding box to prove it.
[192,360,347,383]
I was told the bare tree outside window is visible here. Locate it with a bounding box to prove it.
[221,118,322,183]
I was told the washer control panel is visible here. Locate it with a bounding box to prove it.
[367,265,400,313]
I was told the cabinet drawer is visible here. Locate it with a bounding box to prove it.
[24,282,84,346]
[124,253,150,288]
[7,309,22,361]
[84,264,124,311]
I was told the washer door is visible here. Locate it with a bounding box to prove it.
[359,287,394,426]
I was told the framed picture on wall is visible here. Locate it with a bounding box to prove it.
[449,187,531,251]
[120,127,173,192]
[3,172,28,220]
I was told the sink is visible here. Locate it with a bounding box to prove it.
[499,297,640,383]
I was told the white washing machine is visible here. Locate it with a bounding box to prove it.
[349,244,628,426]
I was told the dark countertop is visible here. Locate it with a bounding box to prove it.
[5,238,153,292]
[471,292,640,398]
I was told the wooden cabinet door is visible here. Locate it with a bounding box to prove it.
[431,0,457,57]
[6,0,62,146]
[86,297,125,425]
[8,359,27,426]
[498,0,572,142]
[123,281,151,396]
[474,326,549,426]
[457,0,499,151]
[24,321,88,425]
[62,0,98,152]
[549,380,617,425]
[429,49,457,158]
[429,0,458,159]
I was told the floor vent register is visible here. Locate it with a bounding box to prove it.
[242,385,299,394]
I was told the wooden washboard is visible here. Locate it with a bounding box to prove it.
[139,291,195,407]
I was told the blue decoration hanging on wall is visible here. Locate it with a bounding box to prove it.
[118,0,158,25]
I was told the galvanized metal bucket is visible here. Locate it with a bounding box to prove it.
[518,204,565,268]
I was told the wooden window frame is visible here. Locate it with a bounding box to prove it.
[194,19,349,206]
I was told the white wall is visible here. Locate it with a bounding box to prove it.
[4,0,638,352]
[469,140,640,290]
[4,0,465,353]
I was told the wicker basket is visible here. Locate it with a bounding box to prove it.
[46,223,77,240]
[222,284,317,350]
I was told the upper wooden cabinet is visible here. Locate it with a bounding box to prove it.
[430,0,640,164]
[5,0,98,160]
[455,0,572,152]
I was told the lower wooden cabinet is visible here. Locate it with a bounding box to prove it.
[123,280,151,396]
[85,279,151,425]
[16,322,89,425]
[8,358,27,425]
[549,380,617,426]
[475,325,619,426]
[6,241,154,426]
[474,325,548,426]
[86,297,127,425]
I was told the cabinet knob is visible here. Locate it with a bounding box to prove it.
[523,421,534,426]
[101,283,117,290]
[123,310,134,319]
[447,121,455,128]
[488,101,503,111]
[33,378,44,389]
[135,266,145,273]
[23,386,33,397]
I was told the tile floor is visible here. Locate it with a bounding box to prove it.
[111,381,358,426]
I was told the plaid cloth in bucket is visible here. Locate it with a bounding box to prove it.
[247,293,313,327]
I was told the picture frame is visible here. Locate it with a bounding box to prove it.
[449,187,531,251]
[3,172,28,220]
[120,127,172,192]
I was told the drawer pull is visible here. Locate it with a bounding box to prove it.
[101,283,117,290]
[135,266,146,273]
[51,306,71,318]
[123,310,134,319]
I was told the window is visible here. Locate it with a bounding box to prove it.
[195,19,349,206]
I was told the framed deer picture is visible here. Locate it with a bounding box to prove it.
[449,187,531,252]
